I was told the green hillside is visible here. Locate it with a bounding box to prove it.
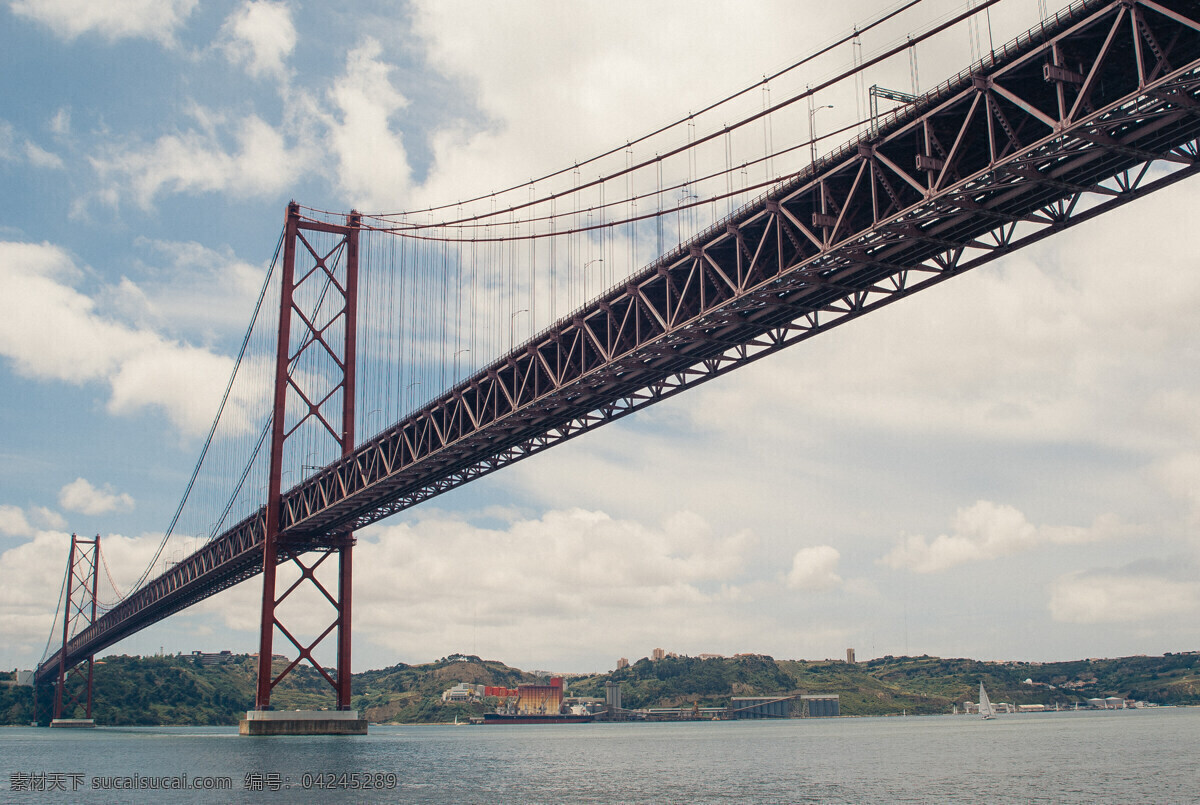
[3,650,1197,726]
[1,653,541,726]
[565,652,1200,716]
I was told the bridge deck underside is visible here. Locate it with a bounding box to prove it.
[39,0,1200,682]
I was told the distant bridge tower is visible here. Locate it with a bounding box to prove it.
[241,202,367,735]
[51,533,99,728]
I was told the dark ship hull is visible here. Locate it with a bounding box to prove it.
[482,713,593,724]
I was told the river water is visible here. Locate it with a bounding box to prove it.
[2,708,1197,803]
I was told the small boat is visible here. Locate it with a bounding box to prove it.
[979,682,996,720]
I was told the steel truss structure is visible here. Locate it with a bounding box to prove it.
[38,0,1200,681]
[52,534,99,720]
[293,0,1200,533]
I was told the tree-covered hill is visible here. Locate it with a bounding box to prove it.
[0,653,540,726]
[2,650,1196,726]
[568,652,1200,715]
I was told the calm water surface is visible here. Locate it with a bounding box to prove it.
[2,708,1197,803]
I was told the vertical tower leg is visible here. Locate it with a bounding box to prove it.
[253,204,297,713]
[336,211,359,712]
[242,204,365,736]
[52,536,75,722]
[336,540,353,709]
[51,533,99,728]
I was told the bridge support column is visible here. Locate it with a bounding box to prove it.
[244,203,365,736]
[51,533,98,728]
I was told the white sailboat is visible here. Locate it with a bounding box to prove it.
[979,682,996,720]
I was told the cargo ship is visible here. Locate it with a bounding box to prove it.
[482,677,593,723]
[482,712,593,724]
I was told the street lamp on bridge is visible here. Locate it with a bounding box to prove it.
[808,102,834,165]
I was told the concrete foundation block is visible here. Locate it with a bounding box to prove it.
[238,709,367,736]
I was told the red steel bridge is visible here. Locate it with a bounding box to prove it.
[36,0,1200,720]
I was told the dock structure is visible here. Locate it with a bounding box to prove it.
[601,687,842,721]
[729,695,841,719]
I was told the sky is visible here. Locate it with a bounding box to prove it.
[2,0,1199,679]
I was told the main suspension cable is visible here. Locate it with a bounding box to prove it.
[353,0,1003,234]
[119,227,285,600]
[354,0,926,220]
[38,551,70,665]
[377,112,870,237]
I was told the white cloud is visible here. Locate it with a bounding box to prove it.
[206,507,758,667]
[0,122,66,169]
[0,529,72,659]
[49,107,70,136]
[107,338,247,430]
[647,185,1200,509]
[71,36,413,212]
[0,528,165,664]
[0,241,141,381]
[880,501,1119,574]
[365,506,750,618]
[1155,453,1200,521]
[1049,568,1200,624]
[31,507,67,530]
[70,36,414,212]
[786,545,843,591]
[23,140,64,170]
[407,1,816,207]
[88,531,167,599]
[100,238,265,342]
[0,240,253,435]
[325,38,413,210]
[0,505,34,537]
[58,477,134,516]
[219,0,297,81]
[0,120,16,161]
[0,505,64,537]
[91,112,301,209]
[9,0,197,45]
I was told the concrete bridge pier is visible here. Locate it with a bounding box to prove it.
[239,709,367,736]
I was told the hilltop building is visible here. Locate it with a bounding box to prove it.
[190,650,234,667]
[442,683,486,702]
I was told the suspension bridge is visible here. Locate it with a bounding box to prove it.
[33,0,1200,732]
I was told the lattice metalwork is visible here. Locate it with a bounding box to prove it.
[255,203,359,710]
[287,0,1200,536]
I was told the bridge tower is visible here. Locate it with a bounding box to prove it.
[240,202,367,735]
[50,533,99,728]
